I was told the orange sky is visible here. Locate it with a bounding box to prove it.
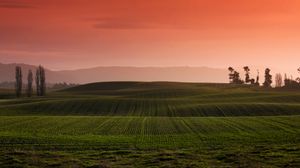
[0,0,300,73]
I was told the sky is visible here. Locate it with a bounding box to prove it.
[0,0,300,73]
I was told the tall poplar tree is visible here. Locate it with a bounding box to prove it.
[36,68,41,96]
[36,65,46,96]
[15,66,23,98]
[263,68,272,87]
[27,70,33,97]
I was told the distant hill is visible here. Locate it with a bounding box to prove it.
[2,81,300,117]
[0,63,68,83]
[63,81,210,92]
[0,63,228,84]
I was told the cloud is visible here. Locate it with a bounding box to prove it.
[91,17,158,29]
[0,0,34,8]
[89,17,189,30]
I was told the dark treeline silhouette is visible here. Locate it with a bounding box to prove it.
[27,70,33,97]
[228,66,300,89]
[263,68,272,88]
[283,68,300,89]
[228,66,259,86]
[36,65,46,96]
[243,66,255,84]
[228,67,244,84]
[14,65,46,98]
[0,81,75,90]
[15,66,22,98]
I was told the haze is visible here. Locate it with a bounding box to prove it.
[0,0,300,73]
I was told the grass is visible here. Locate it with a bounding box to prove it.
[0,116,299,148]
[0,116,300,167]
[0,82,300,167]
[1,82,300,116]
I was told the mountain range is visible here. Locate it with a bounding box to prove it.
[0,63,228,84]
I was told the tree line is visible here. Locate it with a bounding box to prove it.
[0,81,77,90]
[15,65,46,98]
[228,66,300,88]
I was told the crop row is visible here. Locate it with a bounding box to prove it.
[1,98,300,116]
[0,116,299,136]
[0,116,299,149]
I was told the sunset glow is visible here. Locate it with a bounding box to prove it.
[1,0,300,71]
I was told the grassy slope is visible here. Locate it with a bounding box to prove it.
[0,116,300,167]
[0,82,300,167]
[1,82,300,116]
[0,116,299,148]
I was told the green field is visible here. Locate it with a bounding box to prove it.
[0,82,300,167]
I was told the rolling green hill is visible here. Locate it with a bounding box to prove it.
[0,82,300,167]
[1,82,300,116]
[0,115,300,167]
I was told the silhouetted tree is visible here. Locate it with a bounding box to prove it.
[27,70,33,97]
[243,66,255,84]
[228,67,235,83]
[275,73,283,88]
[284,68,300,89]
[263,68,272,87]
[233,71,242,84]
[284,73,299,88]
[40,66,46,96]
[249,78,255,84]
[284,73,292,87]
[284,73,288,84]
[35,68,41,96]
[228,67,244,84]
[15,66,22,98]
[243,66,250,83]
[36,65,46,96]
